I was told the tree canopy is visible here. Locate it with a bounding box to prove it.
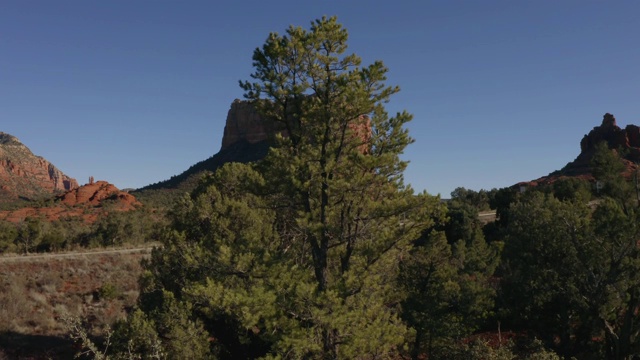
[498,146,640,359]
[112,16,446,359]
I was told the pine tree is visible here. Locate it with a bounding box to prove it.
[499,189,640,358]
[116,16,443,360]
[237,16,442,358]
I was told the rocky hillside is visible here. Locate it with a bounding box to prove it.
[0,180,140,223]
[0,132,78,203]
[522,113,640,186]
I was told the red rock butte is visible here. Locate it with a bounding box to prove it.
[520,113,640,187]
[144,99,375,192]
[220,99,372,153]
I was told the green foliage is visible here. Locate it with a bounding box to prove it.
[551,177,592,203]
[450,187,495,212]
[111,309,165,359]
[591,141,626,181]
[446,338,561,360]
[37,226,66,252]
[488,187,519,230]
[499,188,640,358]
[239,16,441,358]
[0,207,160,255]
[88,209,158,247]
[444,200,484,245]
[400,215,500,358]
[116,16,445,359]
[399,231,461,358]
[62,314,112,360]
[16,217,45,254]
[398,186,502,358]
[591,141,631,204]
[112,292,211,359]
[499,193,590,355]
[150,291,212,359]
[0,220,18,252]
[98,283,120,301]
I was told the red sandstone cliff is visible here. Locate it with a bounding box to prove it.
[220,100,276,150]
[220,99,371,151]
[0,132,79,202]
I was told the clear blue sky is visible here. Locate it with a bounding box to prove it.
[2,1,639,197]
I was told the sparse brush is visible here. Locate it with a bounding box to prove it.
[0,249,148,355]
[61,313,112,360]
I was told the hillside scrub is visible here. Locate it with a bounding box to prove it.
[0,250,149,358]
[0,208,163,254]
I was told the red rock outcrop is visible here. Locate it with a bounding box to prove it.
[0,181,141,223]
[520,113,640,187]
[579,113,640,153]
[220,100,283,150]
[57,181,140,208]
[220,99,372,151]
[146,100,373,192]
[0,132,78,202]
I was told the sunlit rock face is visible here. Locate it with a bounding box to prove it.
[0,132,78,202]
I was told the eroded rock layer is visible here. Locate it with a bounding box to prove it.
[0,132,78,201]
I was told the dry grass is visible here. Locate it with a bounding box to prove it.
[0,249,150,358]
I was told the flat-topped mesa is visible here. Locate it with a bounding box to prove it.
[220,99,372,152]
[0,132,79,201]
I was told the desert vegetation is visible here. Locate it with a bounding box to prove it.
[4,16,640,360]
[0,249,149,359]
[0,208,162,255]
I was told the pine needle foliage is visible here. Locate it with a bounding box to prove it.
[116,16,444,360]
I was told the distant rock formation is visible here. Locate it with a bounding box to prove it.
[520,113,640,187]
[0,180,141,223]
[220,100,280,150]
[143,99,372,192]
[579,113,640,158]
[0,132,78,202]
[220,99,371,151]
[58,180,139,208]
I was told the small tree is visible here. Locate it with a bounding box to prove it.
[590,141,630,206]
[0,220,18,253]
[16,217,44,254]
